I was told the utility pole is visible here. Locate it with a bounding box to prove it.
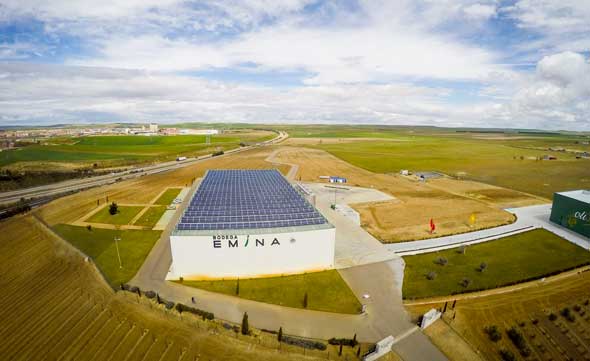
[114,236,122,268]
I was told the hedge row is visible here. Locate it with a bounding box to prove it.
[282,335,326,350]
[175,303,215,320]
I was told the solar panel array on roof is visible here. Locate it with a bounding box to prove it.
[176,169,329,231]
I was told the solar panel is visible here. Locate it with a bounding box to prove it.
[176,169,329,231]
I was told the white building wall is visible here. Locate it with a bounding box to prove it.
[170,228,335,279]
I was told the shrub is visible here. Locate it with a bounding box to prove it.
[282,335,326,350]
[479,262,488,272]
[548,313,557,321]
[426,271,437,280]
[86,225,92,231]
[435,257,448,266]
[328,337,358,347]
[460,278,472,288]
[278,327,283,342]
[484,325,502,342]
[457,245,466,254]
[145,290,156,299]
[303,292,308,308]
[499,349,516,361]
[561,307,575,322]
[175,303,214,320]
[109,202,118,215]
[212,150,224,156]
[165,301,174,310]
[574,304,581,312]
[507,327,531,356]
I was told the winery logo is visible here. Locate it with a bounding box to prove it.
[213,235,280,248]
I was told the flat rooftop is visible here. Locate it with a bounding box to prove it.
[556,189,590,204]
[174,169,331,234]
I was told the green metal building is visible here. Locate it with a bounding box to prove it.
[550,190,590,238]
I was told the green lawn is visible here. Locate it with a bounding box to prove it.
[53,224,161,287]
[180,270,362,314]
[86,205,144,225]
[403,229,590,299]
[134,206,167,228]
[154,188,182,205]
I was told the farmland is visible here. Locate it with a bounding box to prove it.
[304,131,590,199]
[407,266,590,361]
[273,146,533,242]
[0,216,362,361]
[0,129,276,191]
[402,229,590,299]
[181,270,362,314]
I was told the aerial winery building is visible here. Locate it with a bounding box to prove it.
[550,190,590,238]
[169,169,336,279]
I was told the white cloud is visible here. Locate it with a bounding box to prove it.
[462,4,496,20]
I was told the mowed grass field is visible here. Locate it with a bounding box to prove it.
[403,229,590,299]
[134,206,167,227]
[53,224,161,287]
[86,205,144,225]
[0,130,276,169]
[154,188,182,205]
[180,270,362,314]
[289,127,590,199]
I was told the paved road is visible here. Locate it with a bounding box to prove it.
[0,131,288,205]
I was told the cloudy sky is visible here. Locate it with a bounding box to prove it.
[0,0,589,130]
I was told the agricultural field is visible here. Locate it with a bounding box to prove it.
[0,216,363,361]
[304,130,590,199]
[273,146,535,242]
[155,188,182,205]
[86,205,144,225]
[407,266,590,361]
[0,129,276,191]
[402,229,590,299]
[180,270,362,314]
[134,206,167,228]
[53,224,161,287]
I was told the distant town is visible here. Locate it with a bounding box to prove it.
[0,124,219,150]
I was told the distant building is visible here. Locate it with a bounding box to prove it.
[149,123,159,133]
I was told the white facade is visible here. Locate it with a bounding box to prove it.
[170,227,335,279]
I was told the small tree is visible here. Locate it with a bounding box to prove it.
[278,327,283,342]
[479,262,488,272]
[461,278,472,288]
[86,224,92,231]
[484,325,502,342]
[352,333,357,347]
[427,271,437,280]
[109,202,118,215]
[241,312,249,335]
[236,278,240,295]
[303,292,308,308]
[339,342,343,356]
[458,245,466,254]
[435,257,448,266]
